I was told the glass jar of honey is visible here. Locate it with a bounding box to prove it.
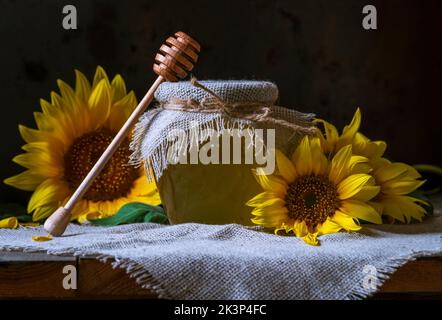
[130,80,315,225]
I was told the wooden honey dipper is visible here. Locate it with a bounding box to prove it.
[44,31,201,236]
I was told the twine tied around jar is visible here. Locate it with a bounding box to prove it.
[159,77,316,134]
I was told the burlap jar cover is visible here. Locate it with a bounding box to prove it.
[130,80,316,225]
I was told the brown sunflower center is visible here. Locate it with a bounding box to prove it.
[285,175,339,230]
[64,128,139,201]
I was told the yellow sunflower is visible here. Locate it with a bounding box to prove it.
[315,108,427,223]
[369,158,426,223]
[247,136,382,246]
[4,66,160,223]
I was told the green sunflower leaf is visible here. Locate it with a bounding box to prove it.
[413,164,442,195]
[144,211,168,224]
[91,202,167,226]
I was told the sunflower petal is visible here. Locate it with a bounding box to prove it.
[318,218,343,235]
[27,179,70,213]
[293,220,309,237]
[246,191,283,207]
[382,179,425,195]
[337,174,372,200]
[310,137,328,175]
[291,136,313,176]
[88,79,111,128]
[330,211,361,231]
[111,74,127,101]
[75,69,91,102]
[340,199,382,224]
[352,185,380,201]
[127,174,158,197]
[339,108,361,147]
[352,132,386,160]
[375,162,409,183]
[251,209,287,228]
[40,99,57,116]
[381,196,426,223]
[368,201,384,215]
[329,145,352,184]
[251,205,287,218]
[32,205,56,221]
[0,217,19,229]
[254,168,288,196]
[315,119,339,153]
[302,232,319,246]
[92,65,110,88]
[275,149,296,183]
[108,91,137,132]
[4,170,45,191]
[13,153,61,178]
[19,125,42,143]
[57,79,78,109]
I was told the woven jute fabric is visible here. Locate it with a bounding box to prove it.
[129,80,316,180]
[1,196,441,300]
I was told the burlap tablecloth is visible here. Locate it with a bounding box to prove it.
[0,196,441,300]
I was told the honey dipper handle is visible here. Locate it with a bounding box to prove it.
[64,75,164,211]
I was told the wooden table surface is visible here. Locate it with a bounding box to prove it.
[0,252,441,299]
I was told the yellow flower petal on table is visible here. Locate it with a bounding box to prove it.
[0,217,18,229]
[19,222,40,227]
[32,235,53,242]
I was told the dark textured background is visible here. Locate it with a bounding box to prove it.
[1,0,441,203]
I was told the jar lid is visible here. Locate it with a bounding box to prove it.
[154,80,279,105]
